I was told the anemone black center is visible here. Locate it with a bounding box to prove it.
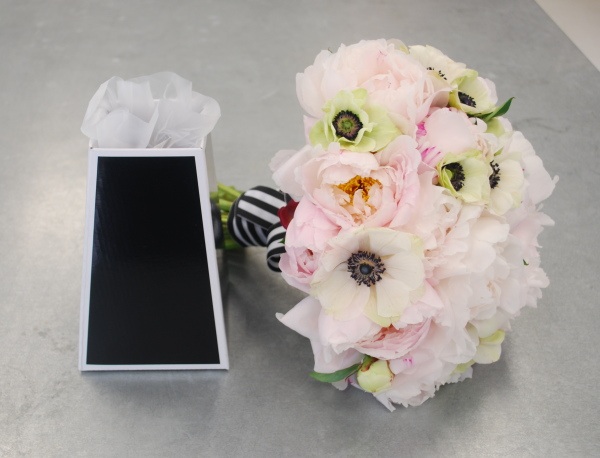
[347,250,386,287]
[443,162,466,191]
[359,264,373,275]
[458,91,477,108]
[333,110,363,141]
[489,161,501,189]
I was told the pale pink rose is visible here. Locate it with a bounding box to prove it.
[392,279,446,326]
[376,348,450,409]
[373,313,475,409]
[299,137,422,229]
[422,204,485,281]
[353,319,432,361]
[425,196,552,351]
[508,131,558,206]
[368,78,449,138]
[454,202,551,326]
[276,297,362,374]
[279,199,340,292]
[455,213,510,275]
[270,144,327,200]
[505,203,554,309]
[425,204,512,322]
[507,202,554,262]
[285,198,341,252]
[375,136,422,227]
[417,107,483,167]
[423,280,477,365]
[315,282,442,356]
[401,171,463,276]
[318,311,381,355]
[279,247,319,294]
[296,39,447,136]
[472,230,536,321]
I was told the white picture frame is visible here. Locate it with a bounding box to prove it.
[79,140,229,371]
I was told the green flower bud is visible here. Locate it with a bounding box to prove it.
[474,330,505,364]
[356,358,393,393]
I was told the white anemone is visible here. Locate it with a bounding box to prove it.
[436,150,491,204]
[450,74,498,116]
[488,148,524,215]
[310,227,425,327]
[408,45,471,87]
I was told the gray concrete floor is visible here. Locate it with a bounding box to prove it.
[1,0,599,456]
[536,0,600,71]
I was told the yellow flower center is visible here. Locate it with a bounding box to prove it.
[337,176,381,205]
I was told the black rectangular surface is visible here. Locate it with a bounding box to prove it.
[86,156,220,366]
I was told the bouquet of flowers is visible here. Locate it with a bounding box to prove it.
[268,39,556,410]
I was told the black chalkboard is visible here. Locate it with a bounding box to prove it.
[79,149,228,370]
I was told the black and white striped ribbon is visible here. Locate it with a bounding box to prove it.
[227,186,288,272]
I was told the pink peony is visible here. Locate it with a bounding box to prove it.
[276,297,363,374]
[509,130,558,206]
[298,136,422,230]
[296,39,448,137]
[417,107,484,167]
[270,144,325,200]
[279,199,340,292]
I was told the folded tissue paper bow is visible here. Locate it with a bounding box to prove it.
[233,39,558,411]
[81,71,220,149]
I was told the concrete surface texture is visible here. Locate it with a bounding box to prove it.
[0,0,598,456]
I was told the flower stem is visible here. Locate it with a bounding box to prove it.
[216,183,244,250]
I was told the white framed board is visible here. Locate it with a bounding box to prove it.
[79,145,228,371]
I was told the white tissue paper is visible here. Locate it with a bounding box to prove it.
[81,72,220,148]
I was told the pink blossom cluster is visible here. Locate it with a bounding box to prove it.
[271,39,556,410]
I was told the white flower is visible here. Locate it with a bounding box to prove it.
[436,150,491,204]
[487,146,524,215]
[408,44,471,87]
[450,74,498,116]
[310,227,425,327]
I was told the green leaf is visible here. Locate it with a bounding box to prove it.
[309,364,361,383]
[479,97,514,122]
